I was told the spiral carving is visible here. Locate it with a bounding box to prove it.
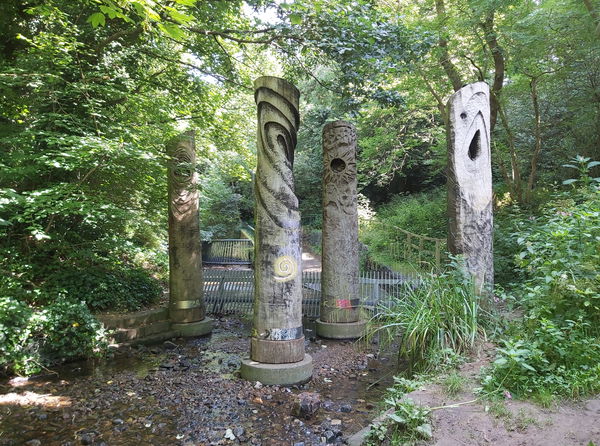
[273,255,298,282]
[168,136,197,219]
[254,77,300,229]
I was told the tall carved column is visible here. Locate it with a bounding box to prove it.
[446,82,494,294]
[316,121,366,339]
[240,76,312,385]
[167,131,213,337]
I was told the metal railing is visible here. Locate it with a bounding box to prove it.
[203,269,417,318]
[202,239,253,265]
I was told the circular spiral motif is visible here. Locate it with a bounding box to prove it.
[273,255,298,282]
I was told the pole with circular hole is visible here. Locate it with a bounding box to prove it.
[316,121,366,339]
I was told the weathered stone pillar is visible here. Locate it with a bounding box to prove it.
[240,76,312,385]
[446,82,494,294]
[316,121,366,339]
[167,131,213,337]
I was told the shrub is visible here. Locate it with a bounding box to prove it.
[0,296,107,375]
[483,182,600,398]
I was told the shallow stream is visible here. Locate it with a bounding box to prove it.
[0,318,398,445]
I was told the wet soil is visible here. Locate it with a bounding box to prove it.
[0,318,395,446]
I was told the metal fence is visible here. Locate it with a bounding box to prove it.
[203,269,418,318]
[202,239,253,265]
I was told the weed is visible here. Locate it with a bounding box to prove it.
[441,372,466,397]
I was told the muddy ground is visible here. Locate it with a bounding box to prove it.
[1,319,599,446]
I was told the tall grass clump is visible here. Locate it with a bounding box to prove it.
[371,261,486,372]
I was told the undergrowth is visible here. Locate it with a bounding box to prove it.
[483,175,600,399]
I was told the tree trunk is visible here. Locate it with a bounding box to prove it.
[320,121,360,324]
[167,132,205,324]
[480,12,505,131]
[435,0,464,92]
[526,76,543,201]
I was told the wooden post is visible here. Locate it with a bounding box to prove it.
[241,76,312,385]
[446,82,494,294]
[167,132,212,337]
[316,121,366,339]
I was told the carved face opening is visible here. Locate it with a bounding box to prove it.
[330,158,346,172]
[468,130,481,161]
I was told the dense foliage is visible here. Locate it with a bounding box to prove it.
[483,181,600,398]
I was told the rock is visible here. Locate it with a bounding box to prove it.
[112,418,124,425]
[331,419,342,426]
[293,442,305,446]
[254,381,263,389]
[322,400,335,411]
[233,427,245,437]
[25,440,41,446]
[340,403,352,413]
[36,412,48,420]
[79,434,94,445]
[323,430,336,443]
[224,428,236,440]
[292,392,321,419]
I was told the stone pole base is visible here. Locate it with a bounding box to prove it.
[315,319,367,340]
[171,317,214,337]
[240,354,313,386]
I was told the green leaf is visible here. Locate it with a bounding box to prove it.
[289,13,302,25]
[167,8,193,24]
[562,179,577,185]
[88,12,106,27]
[158,23,186,40]
[174,0,197,5]
[587,161,600,168]
[416,423,433,439]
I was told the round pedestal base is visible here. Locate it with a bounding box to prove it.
[240,354,313,386]
[315,319,367,340]
[172,317,213,337]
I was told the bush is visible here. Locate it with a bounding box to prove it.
[0,296,107,375]
[483,183,600,398]
[0,246,163,312]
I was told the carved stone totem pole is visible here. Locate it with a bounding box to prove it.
[240,77,313,385]
[167,131,213,337]
[316,121,366,339]
[446,82,494,294]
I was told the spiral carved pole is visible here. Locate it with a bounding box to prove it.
[447,82,494,295]
[240,77,312,385]
[167,131,213,337]
[316,121,366,339]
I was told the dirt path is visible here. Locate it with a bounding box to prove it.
[405,347,600,446]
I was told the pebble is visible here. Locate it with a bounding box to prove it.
[224,428,236,440]
[112,418,124,425]
[340,404,352,413]
[25,440,41,446]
